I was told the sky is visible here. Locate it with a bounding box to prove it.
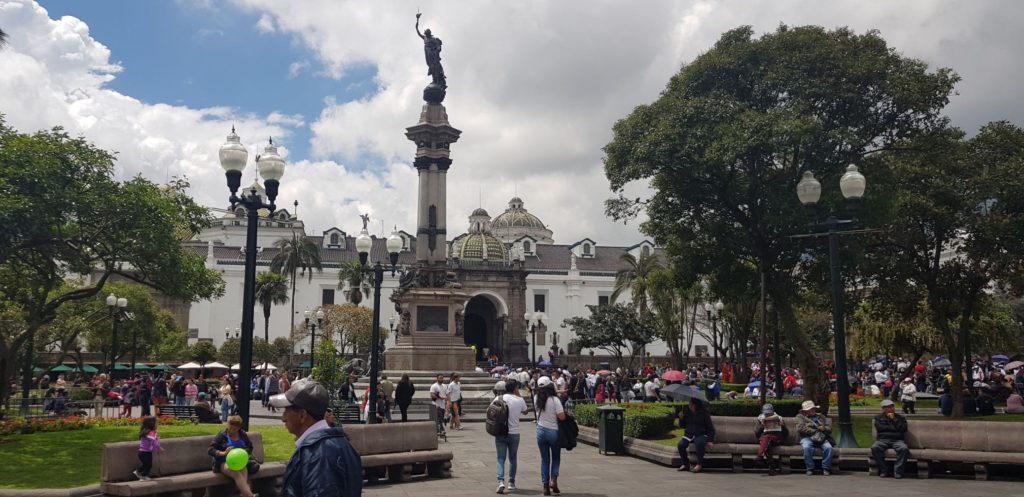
[2,0,1023,246]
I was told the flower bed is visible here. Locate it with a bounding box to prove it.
[0,415,193,436]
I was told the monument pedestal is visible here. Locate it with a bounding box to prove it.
[387,280,476,373]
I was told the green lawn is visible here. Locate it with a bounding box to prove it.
[650,414,1024,450]
[0,424,295,489]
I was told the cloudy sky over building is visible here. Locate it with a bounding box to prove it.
[1,0,1022,245]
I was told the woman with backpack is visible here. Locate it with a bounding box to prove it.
[535,377,566,496]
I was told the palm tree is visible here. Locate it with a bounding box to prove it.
[254,271,290,341]
[337,261,369,305]
[269,234,323,334]
[1,28,8,48]
[611,252,662,317]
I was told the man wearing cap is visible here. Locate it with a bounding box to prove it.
[795,400,833,476]
[271,379,363,496]
[871,399,910,479]
[754,403,786,474]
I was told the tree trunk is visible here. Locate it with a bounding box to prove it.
[264,304,271,342]
[289,268,297,337]
[770,276,829,413]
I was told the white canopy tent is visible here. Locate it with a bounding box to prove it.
[203,362,229,369]
[177,362,201,369]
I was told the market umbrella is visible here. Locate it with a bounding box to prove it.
[255,362,277,370]
[991,354,1009,363]
[662,383,708,402]
[931,358,952,368]
[490,366,506,374]
[76,364,99,373]
[204,362,229,370]
[1003,360,1024,371]
[50,364,74,373]
[538,360,552,368]
[298,360,312,369]
[114,364,133,370]
[230,363,242,371]
[151,364,174,371]
[661,370,686,382]
[595,370,612,376]
[747,380,761,388]
[177,362,202,370]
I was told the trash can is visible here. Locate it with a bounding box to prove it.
[598,405,625,455]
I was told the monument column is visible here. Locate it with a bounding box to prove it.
[385,13,476,372]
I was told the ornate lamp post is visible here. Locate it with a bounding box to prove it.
[355,225,404,424]
[304,308,324,369]
[524,311,546,365]
[106,293,128,375]
[219,128,286,430]
[795,164,867,449]
[703,300,724,372]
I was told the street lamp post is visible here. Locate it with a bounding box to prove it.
[106,293,128,375]
[795,164,867,449]
[304,309,324,369]
[356,225,404,424]
[703,300,724,372]
[219,128,286,430]
[524,312,546,365]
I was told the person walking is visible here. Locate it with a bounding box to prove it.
[271,379,363,497]
[380,374,395,422]
[495,379,529,494]
[796,400,834,475]
[395,374,415,422]
[185,379,198,405]
[137,373,152,417]
[219,381,235,422]
[134,416,162,481]
[899,377,917,414]
[676,399,715,473]
[265,372,280,413]
[535,377,566,496]
[430,374,449,437]
[448,373,463,430]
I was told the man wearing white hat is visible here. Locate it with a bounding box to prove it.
[795,400,834,476]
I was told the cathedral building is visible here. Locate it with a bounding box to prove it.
[184,195,712,362]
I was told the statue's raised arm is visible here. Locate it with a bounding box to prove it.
[415,12,425,40]
[414,12,446,89]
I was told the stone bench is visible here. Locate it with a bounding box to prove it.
[100,432,285,497]
[691,416,853,473]
[868,419,1024,480]
[345,421,454,484]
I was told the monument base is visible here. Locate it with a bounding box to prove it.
[385,342,475,373]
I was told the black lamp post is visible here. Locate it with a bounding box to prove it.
[106,293,128,375]
[355,224,404,424]
[305,308,324,369]
[524,312,546,365]
[795,164,867,449]
[703,300,724,372]
[219,128,286,430]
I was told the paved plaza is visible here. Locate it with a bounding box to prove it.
[357,423,1021,497]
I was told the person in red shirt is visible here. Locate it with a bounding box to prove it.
[913,363,926,375]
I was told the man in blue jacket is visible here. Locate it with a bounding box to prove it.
[270,379,363,496]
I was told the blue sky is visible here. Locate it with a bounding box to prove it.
[38,0,378,160]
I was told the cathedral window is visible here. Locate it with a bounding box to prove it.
[523,240,532,254]
[642,245,651,258]
[330,233,340,245]
[583,243,591,256]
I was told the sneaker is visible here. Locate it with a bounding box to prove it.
[496,483,505,494]
[133,470,143,481]
[507,482,517,491]
[894,474,902,479]
[806,470,814,476]
[823,470,831,476]
[677,464,690,472]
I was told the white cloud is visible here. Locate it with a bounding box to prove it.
[287,60,309,78]
[3,0,1024,249]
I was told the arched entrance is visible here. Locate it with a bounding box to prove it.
[464,294,503,361]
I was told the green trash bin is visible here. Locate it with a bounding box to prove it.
[598,405,625,454]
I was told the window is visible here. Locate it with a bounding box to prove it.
[583,243,591,255]
[188,328,199,339]
[330,233,340,245]
[598,295,609,306]
[641,245,651,258]
[322,289,335,305]
[534,293,546,313]
[695,345,709,358]
[523,240,532,253]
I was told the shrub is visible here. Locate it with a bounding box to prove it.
[574,403,676,438]
[0,415,192,436]
[575,404,598,428]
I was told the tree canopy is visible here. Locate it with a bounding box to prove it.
[563,303,657,371]
[602,25,958,407]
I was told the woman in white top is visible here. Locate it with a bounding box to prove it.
[535,377,566,496]
[447,373,462,430]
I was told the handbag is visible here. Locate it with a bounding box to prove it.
[810,431,827,444]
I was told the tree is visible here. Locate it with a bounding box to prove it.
[337,261,369,305]
[0,28,8,48]
[189,341,217,365]
[270,234,323,335]
[318,304,388,356]
[218,337,241,364]
[647,266,702,369]
[867,122,1024,416]
[602,26,957,409]
[254,271,289,342]
[611,253,662,316]
[253,338,277,367]
[271,336,295,368]
[563,304,657,371]
[0,120,224,405]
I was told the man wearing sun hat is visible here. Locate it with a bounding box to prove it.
[272,378,363,496]
[871,399,910,479]
[795,400,834,476]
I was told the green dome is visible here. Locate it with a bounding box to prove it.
[492,197,546,230]
[453,232,509,261]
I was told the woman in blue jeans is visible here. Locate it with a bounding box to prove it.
[535,377,566,496]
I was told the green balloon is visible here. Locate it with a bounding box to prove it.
[226,448,248,471]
